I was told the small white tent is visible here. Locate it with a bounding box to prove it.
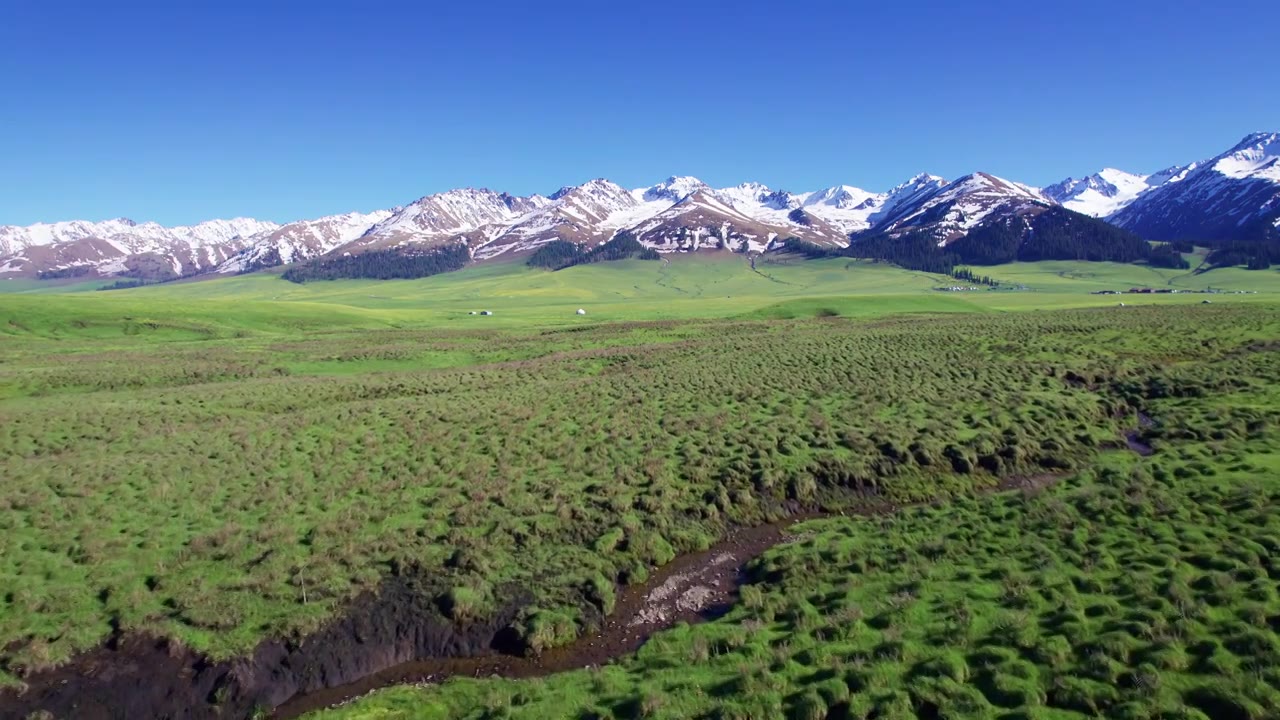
[576,308,586,315]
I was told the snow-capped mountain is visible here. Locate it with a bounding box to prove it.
[1108,132,1280,241]
[0,217,278,278]
[343,189,552,254]
[475,179,643,259]
[640,176,709,204]
[217,210,394,274]
[346,176,856,261]
[1042,163,1200,218]
[857,172,1050,245]
[0,217,276,257]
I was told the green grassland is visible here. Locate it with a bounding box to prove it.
[1,257,1278,716]
[326,406,1280,720]
[5,255,1278,332]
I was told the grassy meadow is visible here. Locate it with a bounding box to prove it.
[1,255,1278,718]
[6,255,1278,332]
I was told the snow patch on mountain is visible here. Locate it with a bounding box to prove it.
[1213,132,1280,182]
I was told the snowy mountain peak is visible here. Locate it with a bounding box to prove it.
[550,179,636,215]
[713,182,802,212]
[804,185,877,210]
[1214,132,1280,182]
[731,181,771,194]
[958,172,1046,199]
[904,172,947,187]
[641,176,708,203]
[1228,131,1280,153]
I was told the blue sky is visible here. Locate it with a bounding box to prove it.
[1,0,1276,226]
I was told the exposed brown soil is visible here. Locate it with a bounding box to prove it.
[0,573,530,720]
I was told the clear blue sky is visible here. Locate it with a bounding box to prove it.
[2,0,1276,226]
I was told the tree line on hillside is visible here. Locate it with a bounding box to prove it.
[526,232,660,271]
[949,267,997,286]
[280,244,471,283]
[1204,240,1275,270]
[37,265,96,280]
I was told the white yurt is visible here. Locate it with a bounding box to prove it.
[576,308,587,315]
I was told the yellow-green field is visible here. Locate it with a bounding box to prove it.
[4,256,1279,337]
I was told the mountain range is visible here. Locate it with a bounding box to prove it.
[2,132,1277,281]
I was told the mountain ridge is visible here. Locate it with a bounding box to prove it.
[3,133,1276,280]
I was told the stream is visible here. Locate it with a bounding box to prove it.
[273,518,804,718]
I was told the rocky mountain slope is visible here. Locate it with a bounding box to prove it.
[217,211,394,274]
[1107,132,1280,241]
[3,132,1276,279]
[855,172,1051,245]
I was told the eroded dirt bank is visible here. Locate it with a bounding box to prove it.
[273,519,803,719]
[0,572,530,720]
